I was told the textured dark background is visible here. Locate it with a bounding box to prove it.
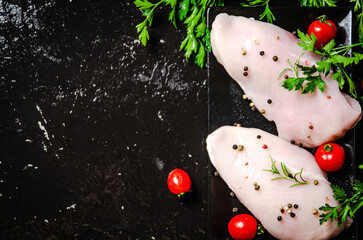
[0,0,362,239]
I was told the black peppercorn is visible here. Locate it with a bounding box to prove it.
[257,135,261,139]
[277,216,282,221]
[243,72,248,77]
[280,209,284,213]
[260,51,265,56]
[294,204,299,209]
[290,213,296,218]
[298,143,303,148]
[273,56,278,61]
[232,144,237,150]
[244,66,248,71]
[288,173,293,178]
[290,140,295,144]
[267,99,272,104]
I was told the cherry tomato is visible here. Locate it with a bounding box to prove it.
[167,169,192,196]
[228,214,257,240]
[315,143,345,172]
[308,15,337,49]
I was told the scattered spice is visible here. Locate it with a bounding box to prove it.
[237,145,244,151]
[288,173,293,178]
[254,185,260,190]
[287,209,292,214]
[249,102,255,107]
[214,171,219,177]
[243,72,248,77]
[257,135,261,139]
[244,66,248,71]
[314,180,319,185]
[290,213,296,218]
[232,207,238,213]
[262,144,268,149]
[327,95,331,99]
[312,209,318,215]
[243,94,248,100]
[242,48,247,55]
[306,135,310,138]
[287,203,292,208]
[276,36,280,40]
[273,56,278,61]
[280,209,285,213]
[290,140,295,144]
[294,204,299,209]
[292,31,296,35]
[232,144,238,150]
[237,123,241,127]
[267,99,272,104]
[298,143,303,148]
[260,109,265,114]
[277,216,282,221]
[279,205,283,210]
[309,125,313,129]
[251,106,256,111]
[260,51,265,56]
[230,192,235,197]
[284,206,289,211]
[244,162,248,166]
[284,75,289,79]
[254,39,259,44]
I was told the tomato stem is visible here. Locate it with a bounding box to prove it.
[317,15,327,22]
[324,144,333,152]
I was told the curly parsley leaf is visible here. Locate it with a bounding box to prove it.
[241,0,275,23]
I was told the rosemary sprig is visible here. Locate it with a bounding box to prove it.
[263,156,309,187]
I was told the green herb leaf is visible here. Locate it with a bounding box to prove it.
[299,0,337,7]
[319,179,363,228]
[195,41,206,68]
[178,0,190,21]
[297,30,317,52]
[134,0,154,10]
[331,185,346,202]
[241,0,275,23]
[263,156,309,187]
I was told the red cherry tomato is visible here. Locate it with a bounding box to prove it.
[167,169,192,196]
[228,214,257,240]
[315,143,345,172]
[308,16,337,49]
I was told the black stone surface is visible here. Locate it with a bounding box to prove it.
[0,0,362,239]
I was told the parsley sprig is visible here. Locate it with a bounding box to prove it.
[299,0,337,7]
[319,180,363,228]
[351,0,363,42]
[263,156,309,187]
[134,0,224,68]
[240,0,276,23]
[280,30,363,98]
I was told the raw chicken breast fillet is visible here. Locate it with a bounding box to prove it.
[206,126,350,240]
[211,13,361,148]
